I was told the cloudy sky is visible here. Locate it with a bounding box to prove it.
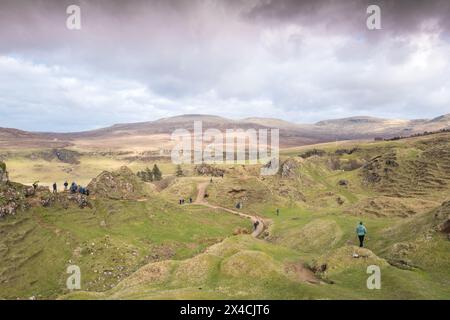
[1,0,450,132]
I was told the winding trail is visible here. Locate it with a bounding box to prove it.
[194,182,266,238]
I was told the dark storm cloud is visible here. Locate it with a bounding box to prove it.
[245,0,450,35]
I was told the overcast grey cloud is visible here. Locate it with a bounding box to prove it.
[0,0,450,131]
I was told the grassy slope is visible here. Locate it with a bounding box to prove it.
[1,133,450,299]
[0,196,249,299]
[64,133,450,299]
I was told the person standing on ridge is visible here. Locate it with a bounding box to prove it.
[52,182,57,194]
[64,181,68,191]
[356,222,367,247]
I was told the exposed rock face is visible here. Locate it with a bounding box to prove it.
[0,182,27,218]
[0,202,19,218]
[299,149,326,159]
[279,158,299,178]
[1,170,92,218]
[361,152,401,185]
[27,149,80,164]
[40,193,91,209]
[434,201,450,235]
[194,164,225,177]
[228,187,246,194]
[335,148,358,155]
[87,166,147,200]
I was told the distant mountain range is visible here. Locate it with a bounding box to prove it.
[1,113,449,150]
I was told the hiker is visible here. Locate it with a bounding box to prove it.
[32,181,39,191]
[78,186,85,194]
[52,182,57,194]
[210,178,213,183]
[253,220,259,230]
[64,181,68,191]
[182,199,185,204]
[276,208,279,216]
[70,182,77,194]
[189,197,192,203]
[179,199,182,205]
[356,222,367,247]
[86,188,90,196]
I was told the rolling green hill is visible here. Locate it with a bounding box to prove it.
[1,133,449,299]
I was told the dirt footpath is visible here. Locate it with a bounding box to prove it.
[194,182,265,238]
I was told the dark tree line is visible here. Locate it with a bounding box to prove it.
[137,164,162,182]
[383,128,450,141]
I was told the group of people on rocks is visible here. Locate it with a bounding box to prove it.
[49,181,90,196]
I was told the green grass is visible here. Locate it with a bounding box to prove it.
[1,132,450,300]
[0,197,250,299]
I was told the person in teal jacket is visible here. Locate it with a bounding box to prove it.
[356,222,367,247]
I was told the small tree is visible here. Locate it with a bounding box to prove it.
[0,161,6,172]
[137,167,154,182]
[152,164,162,181]
[146,167,154,182]
[175,165,184,177]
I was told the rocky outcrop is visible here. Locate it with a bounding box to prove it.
[87,166,147,200]
[279,158,299,178]
[1,177,91,218]
[194,164,226,177]
[0,182,28,218]
[39,192,91,209]
[27,149,80,164]
[298,149,326,159]
[335,148,358,155]
[434,201,450,235]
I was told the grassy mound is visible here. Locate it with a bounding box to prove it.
[221,250,282,279]
[276,219,343,253]
[311,245,389,280]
